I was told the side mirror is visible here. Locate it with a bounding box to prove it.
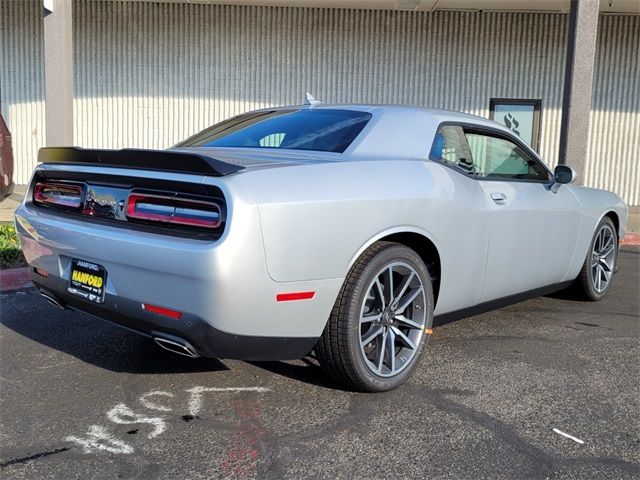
[554,165,577,184]
[550,165,577,193]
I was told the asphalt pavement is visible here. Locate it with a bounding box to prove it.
[1,247,638,479]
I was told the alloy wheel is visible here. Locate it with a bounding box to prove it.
[591,224,616,293]
[359,261,427,377]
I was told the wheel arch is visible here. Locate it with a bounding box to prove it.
[603,210,621,239]
[347,227,442,307]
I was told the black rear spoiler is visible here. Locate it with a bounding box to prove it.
[38,147,244,177]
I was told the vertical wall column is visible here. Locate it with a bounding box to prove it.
[43,0,74,146]
[558,0,599,184]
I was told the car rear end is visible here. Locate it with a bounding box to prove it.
[14,148,325,360]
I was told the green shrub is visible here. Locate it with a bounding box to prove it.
[0,224,26,269]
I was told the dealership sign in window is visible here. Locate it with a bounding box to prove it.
[489,99,541,152]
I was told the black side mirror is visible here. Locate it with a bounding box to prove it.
[554,165,577,184]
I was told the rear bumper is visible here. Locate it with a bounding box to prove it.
[33,272,318,360]
[15,167,343,358]
[16,196,341,339]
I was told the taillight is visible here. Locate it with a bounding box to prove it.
[126,193,221,229]
[33,182,84,209]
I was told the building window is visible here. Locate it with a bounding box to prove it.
[489,99,542,152]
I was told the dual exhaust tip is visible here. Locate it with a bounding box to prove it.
[40,291,66,310]
[39,291,199,359]
[153,336,200,358]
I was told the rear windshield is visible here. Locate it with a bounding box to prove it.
[177,109,371,153]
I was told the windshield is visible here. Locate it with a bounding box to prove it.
[177,109,371,153]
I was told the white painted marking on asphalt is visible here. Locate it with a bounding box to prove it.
[186,387,271,417]
[552,428,585,444]
[64,386,271,455]
[107,404,166,439]
[66,425,134,454]
[140,391,174,412]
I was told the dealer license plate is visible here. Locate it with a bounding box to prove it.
[68,259,107,304]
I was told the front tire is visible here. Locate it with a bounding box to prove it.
[573,216,618,301]
[316,242,434,392]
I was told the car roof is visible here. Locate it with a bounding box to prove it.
[252,103,506,132]
[213,103,518,160]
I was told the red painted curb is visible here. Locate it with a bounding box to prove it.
[621,233,640,246]
[0,267,32,292]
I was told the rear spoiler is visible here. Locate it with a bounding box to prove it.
[38,147,244,177]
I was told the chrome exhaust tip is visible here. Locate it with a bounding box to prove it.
[153,335,200,358]
[40,291,66,310]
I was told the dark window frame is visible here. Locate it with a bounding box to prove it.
[428,121,553,184]
[489,98,542,152]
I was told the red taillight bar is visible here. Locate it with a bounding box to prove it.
[126,193,221,229]
[126,194,174,223]
[33,182,84,209]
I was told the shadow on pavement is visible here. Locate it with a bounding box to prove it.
[247,357,352,391]
[1,291,228,375]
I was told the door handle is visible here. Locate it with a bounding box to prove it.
[490,192,507,204]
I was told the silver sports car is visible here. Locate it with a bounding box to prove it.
[15,103,627,391]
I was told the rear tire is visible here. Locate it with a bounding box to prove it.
[316,241,434,392]
[572,216,618,301]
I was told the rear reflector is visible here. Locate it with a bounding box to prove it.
[276,291,316,302]
[34,268,49,278]
[142,303,183,319]
[127,193,221,229]
[34,182,83,209]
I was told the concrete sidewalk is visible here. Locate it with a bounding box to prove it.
[0,185,26,223]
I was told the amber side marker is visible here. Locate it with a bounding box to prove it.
[424,328,433,335]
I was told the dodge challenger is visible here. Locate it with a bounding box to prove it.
[15,103,627,391]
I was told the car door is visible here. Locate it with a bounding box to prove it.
[463,128,581,302]
[428,125,491,311]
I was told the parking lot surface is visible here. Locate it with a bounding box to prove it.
[1,247,638,479]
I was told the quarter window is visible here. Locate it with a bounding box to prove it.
[464,132,549,181]
[429,126,475,175]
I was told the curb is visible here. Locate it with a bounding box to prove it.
[621,233,640,246]
[0,267,32,292]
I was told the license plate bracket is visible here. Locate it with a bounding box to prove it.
[68,259,107,304]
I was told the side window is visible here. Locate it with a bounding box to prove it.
[429,126,474,175]
[464,132,549,181]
